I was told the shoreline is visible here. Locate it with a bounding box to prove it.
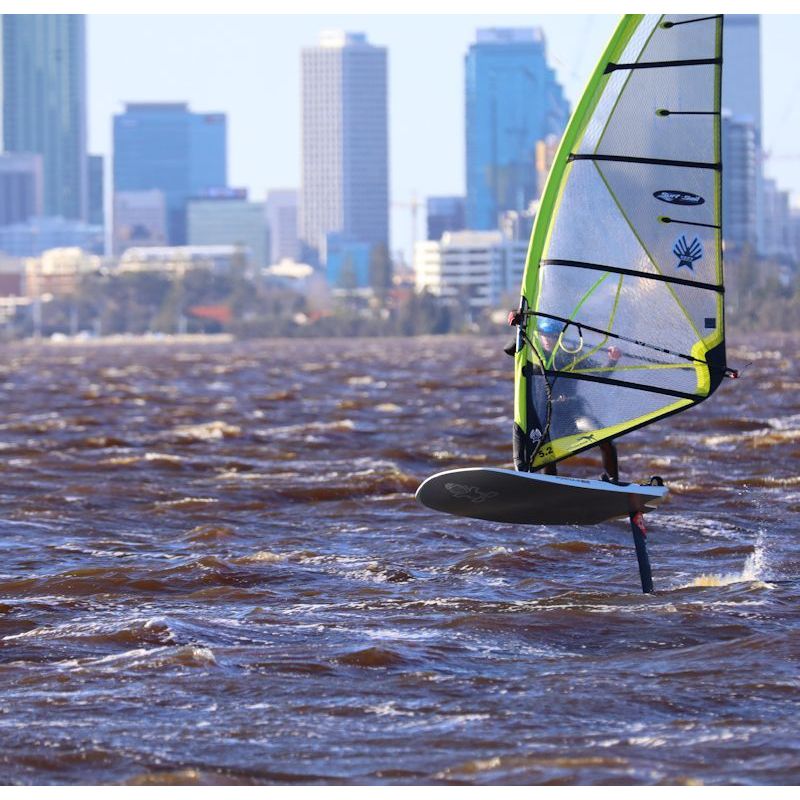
[8,332,236,347]
[0,328,790,349]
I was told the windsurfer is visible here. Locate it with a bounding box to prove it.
[534,318,621,481]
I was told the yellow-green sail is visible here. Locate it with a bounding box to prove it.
[513,14,727,471]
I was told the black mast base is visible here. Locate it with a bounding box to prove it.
[629,510,654,593]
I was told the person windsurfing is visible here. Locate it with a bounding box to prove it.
[507,317,621,481]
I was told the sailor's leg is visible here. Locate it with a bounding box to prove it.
[629,510,654,594]
[544,462,558,476]
[600,440,619,481]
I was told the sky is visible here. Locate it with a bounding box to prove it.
[84,13,800,261]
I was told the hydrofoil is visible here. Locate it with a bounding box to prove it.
[416,468,668,593]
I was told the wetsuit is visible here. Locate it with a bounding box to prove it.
[515,337,620,479]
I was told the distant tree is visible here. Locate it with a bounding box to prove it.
[392,289,453,335]
[369,242,393,300]
[339,254,358,290]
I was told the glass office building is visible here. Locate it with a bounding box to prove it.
[1,14,87,220]
[187,189,267,271]
[465,28,569,231]
[113,103,226,245]
[722,15,763,252]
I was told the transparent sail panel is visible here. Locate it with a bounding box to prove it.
[599,65,717,163]
[545,161,660,275]
[644,15,720,62]
[528,374,691,460]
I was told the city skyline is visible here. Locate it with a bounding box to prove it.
[84,13,800,259]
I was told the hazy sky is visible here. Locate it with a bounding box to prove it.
[87,14,800,259]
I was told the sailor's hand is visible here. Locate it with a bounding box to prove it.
[608,346,621,362]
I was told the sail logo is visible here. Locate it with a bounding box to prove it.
[672,235,703,271]
[654,189,705,206]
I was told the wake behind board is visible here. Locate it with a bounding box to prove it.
[416,468,667,526]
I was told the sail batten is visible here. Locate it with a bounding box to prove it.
[540,259,724,292]
[605,56,721,72]
[513,14,726,472]
[568,154,721,171]
[542,371,705,402]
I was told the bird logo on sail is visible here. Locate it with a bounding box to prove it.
[672,235,703,271]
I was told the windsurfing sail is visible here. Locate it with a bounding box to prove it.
[513,14,732,472]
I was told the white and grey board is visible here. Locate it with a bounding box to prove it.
[416,468,668,525]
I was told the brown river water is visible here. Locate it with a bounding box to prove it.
[0,333,798,785]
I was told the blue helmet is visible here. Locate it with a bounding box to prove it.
[537,318,561,335]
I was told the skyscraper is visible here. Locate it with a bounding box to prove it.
[113,103,226,246]
[465,28,570,231]
[723,16,762,138]
[300,31,388,266]
[722,15,763,252]
[721,113,758,251]
[1,14,87,220]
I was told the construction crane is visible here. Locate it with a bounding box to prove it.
[391,192,421,267]
[761,150,800,162]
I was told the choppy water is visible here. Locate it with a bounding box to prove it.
[0,333,798,785]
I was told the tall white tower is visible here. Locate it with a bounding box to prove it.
[300,31,389,265]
